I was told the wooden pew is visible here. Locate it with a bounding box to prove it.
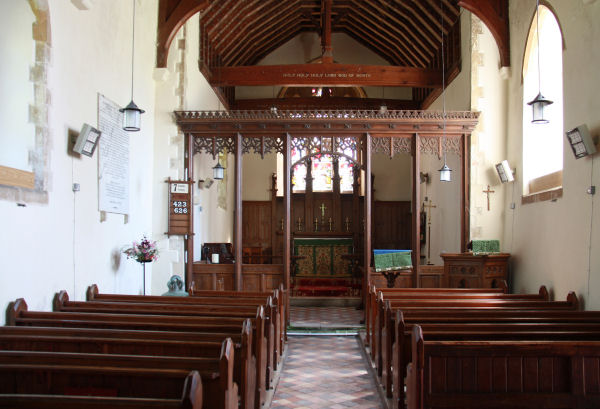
[85,286,282,376]
[373,289,575,383]
[392,310,600,409]
[0,370,203,409]
[375,292,579,401]
[188,283,288,343]
[365,283,508,347]
[89,283,287,355]
[0,322,255,409]
[406,325,600,409]
[56,290,272,397]
[369,284,551,348]
[7,299,265,409]
[0,346,234,409]
[0,348,235,409]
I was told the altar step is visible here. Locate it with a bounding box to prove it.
[290,296,361,307]
[288,304,364,336]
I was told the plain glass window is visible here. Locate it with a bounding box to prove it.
[522,5,563,196]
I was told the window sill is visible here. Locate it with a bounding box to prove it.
[522,187,563,204]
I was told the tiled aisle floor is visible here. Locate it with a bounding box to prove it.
[271,307,383,409]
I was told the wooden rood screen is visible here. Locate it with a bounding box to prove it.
[175,110,479,292]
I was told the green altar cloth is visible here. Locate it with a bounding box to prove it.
[294,238,353,276]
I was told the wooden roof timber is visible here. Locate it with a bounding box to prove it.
[371,1,440,52]
[210,63,443,88]
[224,1,304,66]
[156,0,510,98]
[350,0,434,63]
[339,19,409,66]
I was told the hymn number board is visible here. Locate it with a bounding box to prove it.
[166,180,193,237]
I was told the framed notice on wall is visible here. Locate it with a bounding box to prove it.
[166,179,193,237]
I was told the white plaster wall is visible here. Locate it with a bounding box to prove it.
[504,0,600,307]
[242,153,277,201]
[469,15,509,244]
[0,0,158,323]
[420,153,463,265]
[372,153,412,201]
[192,153,235,261]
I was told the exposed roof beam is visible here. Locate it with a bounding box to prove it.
[224,1,303,65]
[156,0,210,67]
[211,63,442,87]
[352,0,436,59]
[321,0,333,63]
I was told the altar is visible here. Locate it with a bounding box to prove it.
[293,238,354,277]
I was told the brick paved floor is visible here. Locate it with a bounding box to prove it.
[271,307,383,409]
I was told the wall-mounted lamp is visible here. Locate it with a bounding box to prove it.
[73,123,101,157]
[419,172,430,184]
[213,158,225,180]
[495,160,515,183]
[566,124,597,159]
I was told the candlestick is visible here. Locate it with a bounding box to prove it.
[345,217,350,232]
[314,217,319,232]
[328,217,333,232]
[296,217,303,231]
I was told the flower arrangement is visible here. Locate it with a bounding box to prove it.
[123,236,159,263]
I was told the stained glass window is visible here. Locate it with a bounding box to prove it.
[291,137,357,193]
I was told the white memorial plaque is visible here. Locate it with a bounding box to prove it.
[97,94,129,215]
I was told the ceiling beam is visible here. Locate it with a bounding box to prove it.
[156,0,210,67]
[210,63,442,87]
[458,0,510,67]
[321,0,333,63]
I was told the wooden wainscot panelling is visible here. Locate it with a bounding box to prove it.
[418,265,445,288]
[192,263,234,290]
[373,201,411,250]
[242,201,272,249]
[192,262,284,292]
[241,264,284,292]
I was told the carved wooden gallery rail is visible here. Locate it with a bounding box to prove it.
[174,110,479,293]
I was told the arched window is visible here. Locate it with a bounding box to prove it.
[291,138,356,193]
[522,5,563,197]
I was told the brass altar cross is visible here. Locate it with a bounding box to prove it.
[319,203,327,217]
[483,185,495,211]
[423,198,437,223]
